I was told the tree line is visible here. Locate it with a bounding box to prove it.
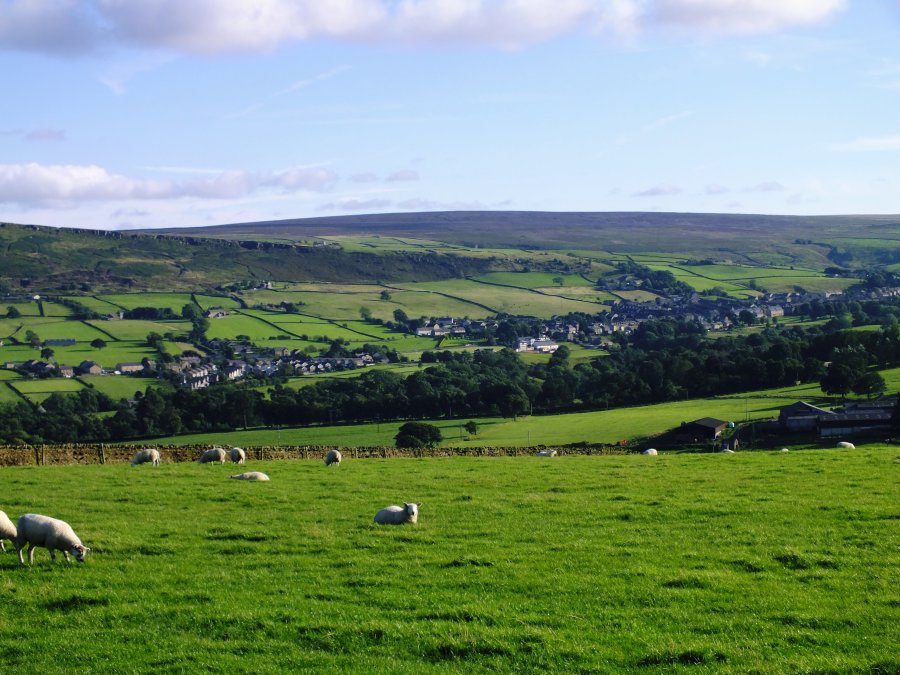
[2,319,900,444]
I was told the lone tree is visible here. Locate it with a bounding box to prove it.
[395,422,443,449]
[40,347,54,361]
[852,371,886,399]
[90,338,107,350]
[6,306,21,319]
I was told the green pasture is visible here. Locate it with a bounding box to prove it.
[538,286,617,303]
[397,279,604,318]
[3,302,41,317]
[0,319,25,339]
[61,296,123,314]
[9,377,85,402]
[613,289,661,302]
[193,294,242,310]
[0,342,158,369]
[0,369,22,381]
[517,344,605,366]
[471,271,593,289]
[98,293,197,313]
[0,450,896,672]
[39,302,74,318]
[0,382,22,404]
[86,319,188,341]
[79,375,157,401]
[204,314,295,341]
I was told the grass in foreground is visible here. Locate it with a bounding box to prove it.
[0,449,896,672]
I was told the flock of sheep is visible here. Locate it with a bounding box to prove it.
[4,439,862,564]
[0,445,418,564]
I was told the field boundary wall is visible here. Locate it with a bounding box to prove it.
[0,443,631,466]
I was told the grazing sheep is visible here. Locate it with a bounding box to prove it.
[0,510,16,553]
[535,450,557,457]
[642,448,658,456]
[721,448,735,453]
[374,503,420,525]
[199,447,227,464]
[324,448,342,466]
[15,514,90,564]
[130,448,160,467]
[836,441,855,449]
[229,471,269,481]
[230,447,246,464]
[780,448,790,452]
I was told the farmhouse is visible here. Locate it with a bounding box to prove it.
[116,362,145,374]
[76,360,102,375]
[58,365,74,378]
[205,309,228,319]
[516,337,559,353]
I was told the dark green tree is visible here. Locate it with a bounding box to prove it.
[395,422,442,448]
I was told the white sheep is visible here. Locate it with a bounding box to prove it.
[0,510,16,552]
[199,447,227,464]
[836,441,855,449]
[229,471,269,481]
[642,448,658,456]
[780,448,790,452]
[324,448,342,466]
[230,447,246,464]
[373,503,420,525]
[130,448,160,467]
[535,450,557,457]
[721,448,736,454]
[15,513,90,564]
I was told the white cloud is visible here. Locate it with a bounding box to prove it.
[0,162,337,206]
[834,134,900,152]
[318,197,393,211]
[0,0,853,57]
[349,172,379,183]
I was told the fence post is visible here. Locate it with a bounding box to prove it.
[41,444,45,466]
[99,443,106,465]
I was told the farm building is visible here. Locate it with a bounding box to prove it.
[676,417,729,442]
[779,401,835,432]
[116,362,145,374]
[818,411,892,438]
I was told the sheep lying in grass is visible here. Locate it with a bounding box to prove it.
[0,510,16,552]
[720,448,736,454]
[130,448,160,467]
[230,447,246,464]
[535,450,557,457]
[836,441,855,449]
[324,448,342,466]
[199,447,227,464]
[15,514,90,564]
[374,503,419,525]
[229,472,269,481]
[642,448,658,456]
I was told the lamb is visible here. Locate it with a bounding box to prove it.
[373,503,420,525]
[229,471,269,481]
[535,450,557,457]
[836,441,855,449]
[324,448,342,466]
[130,448,160,467]
[642,448,658,456]
[15,513,90,564]
[199,447,227,464]
[230,447,246,464]
[0,510,16,553]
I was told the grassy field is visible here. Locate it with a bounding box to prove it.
[0,449,896,672]
[86,319,188,341]
[98,293,197,313]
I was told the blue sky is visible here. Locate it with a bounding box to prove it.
[1,0,898,230]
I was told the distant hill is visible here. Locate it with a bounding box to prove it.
[141,210,900,269]
[4,211,900,293]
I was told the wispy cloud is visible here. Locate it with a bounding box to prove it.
[0,1,854,58]
[386,170,419,182]
[632,183,682,197]
[745,181,787,192]
[705,184,729,195]
[227,65,352,119]
[833,134,900,152]
[1,127,66,142]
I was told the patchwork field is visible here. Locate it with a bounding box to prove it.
[0,450,895,672]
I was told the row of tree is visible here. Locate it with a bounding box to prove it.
[2,317,900,444]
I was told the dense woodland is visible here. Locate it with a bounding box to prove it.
[2,314,900,444]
